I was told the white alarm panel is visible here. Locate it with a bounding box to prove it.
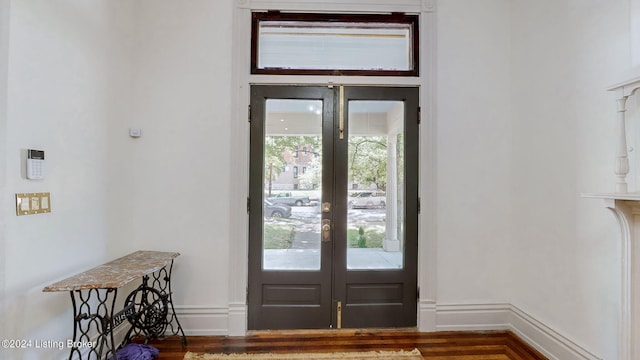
[26,149,45,180]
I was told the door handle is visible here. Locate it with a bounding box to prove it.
[322,219,331,242]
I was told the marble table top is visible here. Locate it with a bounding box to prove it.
[43,250,180,292]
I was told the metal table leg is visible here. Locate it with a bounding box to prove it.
[69,288,118,360]
[123,261,187,346]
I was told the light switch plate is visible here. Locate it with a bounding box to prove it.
[16,192,51,216]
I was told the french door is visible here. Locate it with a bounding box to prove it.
[248,85,419,330]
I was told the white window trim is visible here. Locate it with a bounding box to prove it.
[228,0,437,335]
[244,0,432,13]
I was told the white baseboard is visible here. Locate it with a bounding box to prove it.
[227,302,247,336]
[429,302,602,360]
[173,303,603,360]
[418,300,437,331]
[509,305,601,360]
[173,305,230,335]
[434,302,511,331]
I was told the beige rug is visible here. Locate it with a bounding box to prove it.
[183,349,424,360]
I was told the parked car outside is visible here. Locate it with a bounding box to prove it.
[348,191,386,209]
[267,192,311,206]
[264,200,292,218]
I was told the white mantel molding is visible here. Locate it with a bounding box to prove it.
[582,70,640,360]
[591,69,640,359]
[582,193,640,202]
[607,68,640,193]
[607,77,640,97]
[582,193,640,360]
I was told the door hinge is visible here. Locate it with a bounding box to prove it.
[418,197,421,214]
[418,106,421,125]
[247,197,250,213]
[248,105,251,122]
[417,286,420,299]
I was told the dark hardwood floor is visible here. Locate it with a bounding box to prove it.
[148,330,548,359]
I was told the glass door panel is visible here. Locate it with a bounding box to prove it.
[346,101,404,270]
[263,99,323,271]
[251,12,419,76]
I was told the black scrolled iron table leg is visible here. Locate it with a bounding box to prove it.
[69,288,118,360]
[124,261,187,346]
[123,276,168,343]
[163,260,187,346]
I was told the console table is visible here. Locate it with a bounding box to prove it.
[43,250,186,360]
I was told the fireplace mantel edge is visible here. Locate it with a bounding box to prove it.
[582,192,640,360]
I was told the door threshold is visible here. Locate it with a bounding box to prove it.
[247,327,418,336]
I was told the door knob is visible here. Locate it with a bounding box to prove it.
[322,219,331,242]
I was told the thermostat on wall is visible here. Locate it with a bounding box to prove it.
[129,127,142,138]
[26,149,45,180]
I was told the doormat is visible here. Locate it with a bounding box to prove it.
[183,349,423,360]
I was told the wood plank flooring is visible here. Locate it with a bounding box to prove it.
[148,330,547,360]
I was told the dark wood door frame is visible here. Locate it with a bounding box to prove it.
[248,85,419,330]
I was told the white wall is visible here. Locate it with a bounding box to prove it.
[0,1,636,359]
[632,0,640,67]
[0,1,131,359]
[436,0,512,305]
[510,0,630,358]
[0,1,236,355]
[0,0,10,347]
[106,0,235,332]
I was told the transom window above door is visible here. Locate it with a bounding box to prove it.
[251,12,419,76]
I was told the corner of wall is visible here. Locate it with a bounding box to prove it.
[0,0,11,341]
[509,305,602,360]
[429,302,602,360]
